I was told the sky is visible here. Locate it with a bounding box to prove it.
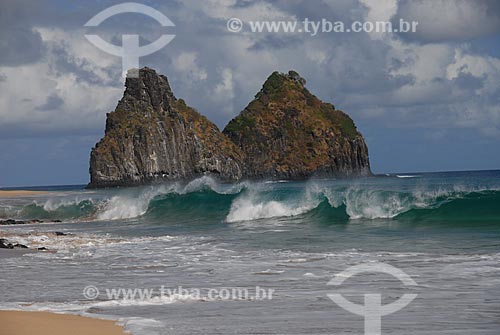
[0,0,500,187]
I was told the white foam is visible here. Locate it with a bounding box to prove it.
[254,269,284,275]
[96,184,176,220]
[96,177,247,221]
[225,181,500,221]
[121,317,165,335]
[41,197,93,212]
[303,272,321,278]
[96,293,203,307]
[2,232,177,257]
[343,189,409,219]
[225,188,319,222]
[315,182,466,219]
[317,182,498,219]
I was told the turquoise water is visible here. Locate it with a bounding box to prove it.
[1,171,500,334]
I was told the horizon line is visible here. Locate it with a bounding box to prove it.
[2,168,499,189]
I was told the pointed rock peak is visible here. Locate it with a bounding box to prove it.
[261,69,306,89]
[89,67,244,188]
[256,70,311,102]
[125,67,165,87]
[121,67,175,110]
[286,70,306,86]
[223,70,371,180]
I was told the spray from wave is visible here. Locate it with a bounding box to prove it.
[225,182,500,222]
[18,198,96,220]
[4,176,500,224]
[225,185,321,222]
[97,176,247,220]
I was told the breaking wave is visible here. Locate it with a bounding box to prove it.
[4,177,500,224]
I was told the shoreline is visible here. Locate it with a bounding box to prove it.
[0,190,48,197]
[0,310,127,335]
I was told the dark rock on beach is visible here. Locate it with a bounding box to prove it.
[0,231,69,252]
[54,231,72,236]
[0,219,60,225]
[0,238,14,249]
[0,239,28,249]
[0,219,24,225]
[1,219,41,225]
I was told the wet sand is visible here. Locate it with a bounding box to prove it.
[0,311,126,335]
[0,190,47,197]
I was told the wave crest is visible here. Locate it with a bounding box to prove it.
[6,177,500,223]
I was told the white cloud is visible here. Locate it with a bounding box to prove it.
[1,0,500,140]
[212,67,235,115]
[172,52,208,81]
[180,0,297,22]
[359,0,398,39]
[0,27,122,135]
[396,0,500,42]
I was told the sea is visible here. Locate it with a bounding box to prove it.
[1,170,500,334]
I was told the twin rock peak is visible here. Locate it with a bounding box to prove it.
[88,67,371,188]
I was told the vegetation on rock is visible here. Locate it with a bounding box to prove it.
[88,67,244,188]
[89,68,370,188]
[223,70,371,179]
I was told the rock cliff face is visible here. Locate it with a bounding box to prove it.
[88,67,244,188]
[223,71,371,179]
[88,68,370,188]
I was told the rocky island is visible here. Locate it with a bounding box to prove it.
[88,68,244,188]
[88,68,370,188]
[224,70,371,179]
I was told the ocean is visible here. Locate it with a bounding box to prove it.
[1,170,500,334]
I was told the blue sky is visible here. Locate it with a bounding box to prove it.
[1,0,500,186]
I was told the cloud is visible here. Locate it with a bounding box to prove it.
[0,27,45,66]
[1,0,500,139]
[248,34,303,52]
[212,67,235,115]
[0,0,500,184]
[0,0,63,66]
[0,27,122,138]
[172,52,208,81]
[35,93,64,111]
[394,0,500,43]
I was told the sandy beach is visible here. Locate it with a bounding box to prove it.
[0,190,47,197]
[0,311,126,335]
